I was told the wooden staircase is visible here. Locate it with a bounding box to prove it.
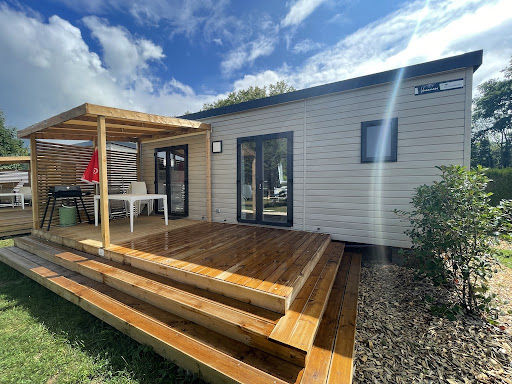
[0,234,361,384]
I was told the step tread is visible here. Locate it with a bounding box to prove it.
[16,236,307,366]
[269,242,345,353]
[327,252,361,384]
[300,252,354,382]
[0,246,303,384]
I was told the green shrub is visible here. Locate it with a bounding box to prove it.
[396,165,512,317]
[485,168,512,205]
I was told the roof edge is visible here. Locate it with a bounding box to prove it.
[183,50,483,120]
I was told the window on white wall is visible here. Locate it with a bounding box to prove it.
[361,118,398,163]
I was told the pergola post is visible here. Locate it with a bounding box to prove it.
[97,115,110,248]
[29,134,40,229]
[205,130,212,222]
[136,139,142,182]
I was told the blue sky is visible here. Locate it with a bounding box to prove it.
[0,0,511,129]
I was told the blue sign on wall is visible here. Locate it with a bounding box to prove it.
[414,78,464,95]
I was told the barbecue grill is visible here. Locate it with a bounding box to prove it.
[41,186,92,230]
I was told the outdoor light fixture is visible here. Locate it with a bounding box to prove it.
[212,141,222,153]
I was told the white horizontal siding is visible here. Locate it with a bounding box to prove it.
[195,67,471,247]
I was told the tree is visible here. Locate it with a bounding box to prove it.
[202,80,295,111]
[0,109,28,170]
[472,58,512,168]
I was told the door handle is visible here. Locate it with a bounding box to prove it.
[259,183,262,190]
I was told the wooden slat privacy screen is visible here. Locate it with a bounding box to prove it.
[35,141,137,223]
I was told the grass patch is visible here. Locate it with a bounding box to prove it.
[0,240,203,384]
[496,249,512,269]
[0,238,14,248]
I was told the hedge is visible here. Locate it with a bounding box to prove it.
[485,168,512,205]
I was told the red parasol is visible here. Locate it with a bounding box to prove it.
[81,148,99,184]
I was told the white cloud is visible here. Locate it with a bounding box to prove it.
[239,0,512,95]
[281,0,328,28]
[292,39,324,54]
[83,16,165,88]
[0,4,210,128]
[220,17,279,77]
[220,36,278,76]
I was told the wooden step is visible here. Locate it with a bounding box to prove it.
[15,236,307,366]
[0,246,304,384]
[301,252,361,384]
[270,242,345,358]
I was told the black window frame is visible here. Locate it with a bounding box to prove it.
[361,118,398,163]
[154,144,189,217]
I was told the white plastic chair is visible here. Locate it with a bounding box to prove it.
[128,181,153,216]
[18,186,32,206]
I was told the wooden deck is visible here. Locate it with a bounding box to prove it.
[0,206,32,237]
[0,217,361,383]
[32,216,331,314]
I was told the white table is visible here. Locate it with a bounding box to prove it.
[0,193,24,209]
[94,194,168,232]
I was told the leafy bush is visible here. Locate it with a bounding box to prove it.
[396,165,512,317]
[485,168,512,205]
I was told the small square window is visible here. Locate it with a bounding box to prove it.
[361,118,398,163]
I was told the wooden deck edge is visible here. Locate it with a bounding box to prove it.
[32,229,287,314]
[0,228,32,237]
[269,241,344,354]
[15,236,306,367]
[0,247,302,384]
[284,235,331,309]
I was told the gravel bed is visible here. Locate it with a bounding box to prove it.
[353,262,512,383]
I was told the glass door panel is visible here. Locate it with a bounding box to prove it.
[240,141,256,221]
[237,132,293,226]
[169,148,186,215]
[155,150,167,213]
[262,137,288,224]
[154,145,188,217]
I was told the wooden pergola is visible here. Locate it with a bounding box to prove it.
[0,156,31,165]
[18,103,212,249]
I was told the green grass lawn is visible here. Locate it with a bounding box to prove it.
[0,238,202,384]
[496,249,512,269]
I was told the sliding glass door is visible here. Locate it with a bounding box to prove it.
[237,132,293,227]
[154,145,188,217]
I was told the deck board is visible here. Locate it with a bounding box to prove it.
[0,206,32,237]
[32,216,331,313]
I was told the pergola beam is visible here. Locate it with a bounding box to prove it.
[0,156,31,165]
[18,103,210,140]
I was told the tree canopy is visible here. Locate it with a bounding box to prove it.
[201,80,296,111]
[472,58,512,168]
[0,109,28,169]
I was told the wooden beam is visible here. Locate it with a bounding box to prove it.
[18,104,88,139]
[140,130,207,144]
[29,134,40,230]
[85,104,211,131]
[205,130,212,222]
[97,115,110,248]
[0,156,31,165]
